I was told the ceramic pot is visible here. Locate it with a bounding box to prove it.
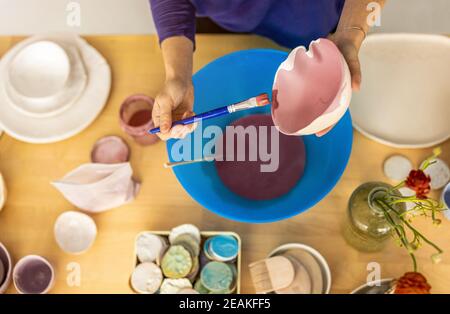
[119,94,159,146]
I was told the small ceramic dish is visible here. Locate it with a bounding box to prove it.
[8,41,70,99]
[54,211,97,254]
[272,38,352,136]
[13,255,55,294]
[350,278,395,294]
[268,243,331,294]
[0,242,13,294]
[5,41,87,118]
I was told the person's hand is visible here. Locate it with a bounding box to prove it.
[315,31,363,137]
[328,31,362,92]
[152,78,196,140]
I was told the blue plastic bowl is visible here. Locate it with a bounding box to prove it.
[166,49,353,223]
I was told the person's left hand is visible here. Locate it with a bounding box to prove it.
[315,31,363,137]
[328,31,362,92]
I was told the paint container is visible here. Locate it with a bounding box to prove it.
[0,242,12,294]
[13,255,55,294]
[204,235,239,262]
[119,94,159,146]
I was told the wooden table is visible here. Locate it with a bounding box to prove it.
[0,35,449,294]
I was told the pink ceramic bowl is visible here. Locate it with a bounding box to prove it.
[272,38,352,136]
[0,242,12,294]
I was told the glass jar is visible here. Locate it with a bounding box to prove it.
[343,182,406,252]
[119,94,159,146]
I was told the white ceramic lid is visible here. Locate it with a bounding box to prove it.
[0,34,111,143]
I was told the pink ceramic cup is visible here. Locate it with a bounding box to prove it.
[119,94,159,146]
[0,242,12,294]
[13,255,55,294]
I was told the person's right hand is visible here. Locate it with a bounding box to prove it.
[152,78,196,140]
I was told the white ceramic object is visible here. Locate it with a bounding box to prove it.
[0,242,13,294]
[268,243,331,294]
[8,41,70,98]
[272,38,352,136]
[421,158,450,190]
[136,233,168,264]
[351,34,450,148]
[51,163,140,213]
[54,211,97,254]
[5,42,87,118]
[383,155,413,181]
[0,172,6,211]
[130,262,163,294]
[0,34,111,143]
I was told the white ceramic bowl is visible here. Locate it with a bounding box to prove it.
[268,243,332,294]
[0,242,12,294]
[4,42,87,118]
[8,41,70,99]
[54,211,97,254]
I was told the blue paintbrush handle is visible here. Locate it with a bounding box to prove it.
[149,106,229,134]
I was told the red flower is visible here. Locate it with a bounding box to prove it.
[405,170,431,199]
[394,272,431,294]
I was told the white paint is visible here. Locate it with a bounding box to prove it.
[0,0,448,35]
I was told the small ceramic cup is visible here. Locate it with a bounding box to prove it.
[13,255,55,294]
[0,242,13,294]
[119,94,159,146]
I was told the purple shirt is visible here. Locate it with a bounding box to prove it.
[150,0,345,48]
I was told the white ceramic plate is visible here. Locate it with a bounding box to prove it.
[0,34,111,144]
[268,243,331,294]
[4,41,87,118]
[350,34,450,148]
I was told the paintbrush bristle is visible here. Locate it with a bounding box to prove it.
[255,93,270,106]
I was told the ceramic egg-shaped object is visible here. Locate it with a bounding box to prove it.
[272,38,352,136]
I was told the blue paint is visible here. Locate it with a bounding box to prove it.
[209,235,238,261]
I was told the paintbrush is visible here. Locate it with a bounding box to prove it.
[148,93,270,134]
